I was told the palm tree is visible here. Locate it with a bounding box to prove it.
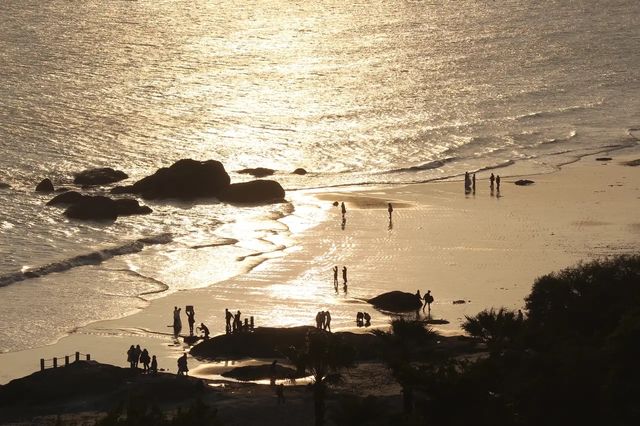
[461,308,523,354]
[284,330,355,426]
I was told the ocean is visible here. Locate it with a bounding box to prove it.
[1,0,639,354]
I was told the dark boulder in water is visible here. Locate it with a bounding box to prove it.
[221,363,303,381]
[292,168,308,175]
[514,179,535,186]
[47,191,85,206]
[73,168,128,186]
[218,180,285,204]
[114,198,153,216]
[237,167,275,178]
[64,196,118,221]
[35,178,54,193]
[116,159,230,200]
[368,291,423,312]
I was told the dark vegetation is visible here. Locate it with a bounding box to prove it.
[380,255,640,426]
[96,397,222,426]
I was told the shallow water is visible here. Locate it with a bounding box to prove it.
[1,0,639,353]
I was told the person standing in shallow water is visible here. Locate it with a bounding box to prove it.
[388,202,393,219]
[333,266,338,290]
[472,173,476,192]
[490,173,495,189]
[423,290,434,314]
[341,201,346,216]
[496,175,501,191]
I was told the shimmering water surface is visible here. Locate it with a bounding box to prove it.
[1,0,639,353]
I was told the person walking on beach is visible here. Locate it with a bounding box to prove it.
[472,173,476,192]
[496,175,501,191]
[150,355,158,374]
[490,173,495,189]
[341,201,346,216]
[177,353,189,376]
[423,290,434,314]
[333,266,339,291]
[388,203,394,219]
[342,266,348,285]
[186,307,196,336]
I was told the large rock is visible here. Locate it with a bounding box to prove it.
[221,363,302,381]
[74,168,128,186]
[190,326,377,360]
[35,178,54,193]
[292,168,308,175]
[46,191,84,206]
[237,167,275,178]
[64,196,118,221]
[217,180,285,204]
[115,159,230,200]
[368,291,423,312]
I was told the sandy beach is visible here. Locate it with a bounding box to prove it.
[1,150,639,386]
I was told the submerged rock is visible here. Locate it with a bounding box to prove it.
[514,179,535,186]
[368,291,423,312]
[74,168,128,186]
[237,167,275,178]
[35,178,54,193]
[218,180,285,204]
[116,159,230,200]
[292,168,308,175]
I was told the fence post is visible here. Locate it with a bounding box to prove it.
[40,359,45,371]
[86,353,91,361]
[65,355,69,366]
[75,352,80,362]
[53,357,57,368]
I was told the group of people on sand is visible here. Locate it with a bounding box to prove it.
[172,305,210,339]
[225,308,255,334]
[126,344,158,374]
[332,265,349,292]
[416,290,435,314]
[355,311,371,327]
[315,310,332,331]
[465,172,501,194]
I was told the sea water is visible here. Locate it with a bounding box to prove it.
[1,0,639,353]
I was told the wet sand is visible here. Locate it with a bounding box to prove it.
[1,151,639,385]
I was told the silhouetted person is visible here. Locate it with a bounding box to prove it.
[150,355,158,374]
[416,289,422,301]
[388,203,393,219]
[490,173,495,189]
[333,266,338,290]
[276,383,285,404]
[173,306,182,337]
[472,173,476,192]
[341,216,346,230]
[464,171,471,192]
[134,345,142,368]
[186,307,196,336]
[177,353,188,376]
[316,311,323,329]
[270,360,278,386]
[363,312,371,326]
[234,310,242,333]
[423,290,434,314]
[496,175,501,191]
[140,349,150,373]
[342,266,348,285]
[341,201,346,216]
[127,345,136,369]
[197,322,210,339]
[225,309,232,334]
[517,309,524,322]
[325,311,332,332]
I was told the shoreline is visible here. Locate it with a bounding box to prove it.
[1,148,639,384]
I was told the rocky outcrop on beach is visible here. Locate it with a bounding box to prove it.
[368,291,423,312]
[292,168,308,175]
[221,363,303,381]
[74,167,128,186]
[217,180,285,204]
[35,178,54,193]
[237,167,275,178]
[46,191,85,206]
[514,179,535,186]
[112,159,231,200]
[190,326,378,360]
[62,195,152,221]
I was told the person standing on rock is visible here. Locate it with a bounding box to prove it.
[186,307,196,336]
[423,290,434,315]
[225,309,233,334]
[325,311,332,332]
[197,322,210,339]
[150,355,158,374]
